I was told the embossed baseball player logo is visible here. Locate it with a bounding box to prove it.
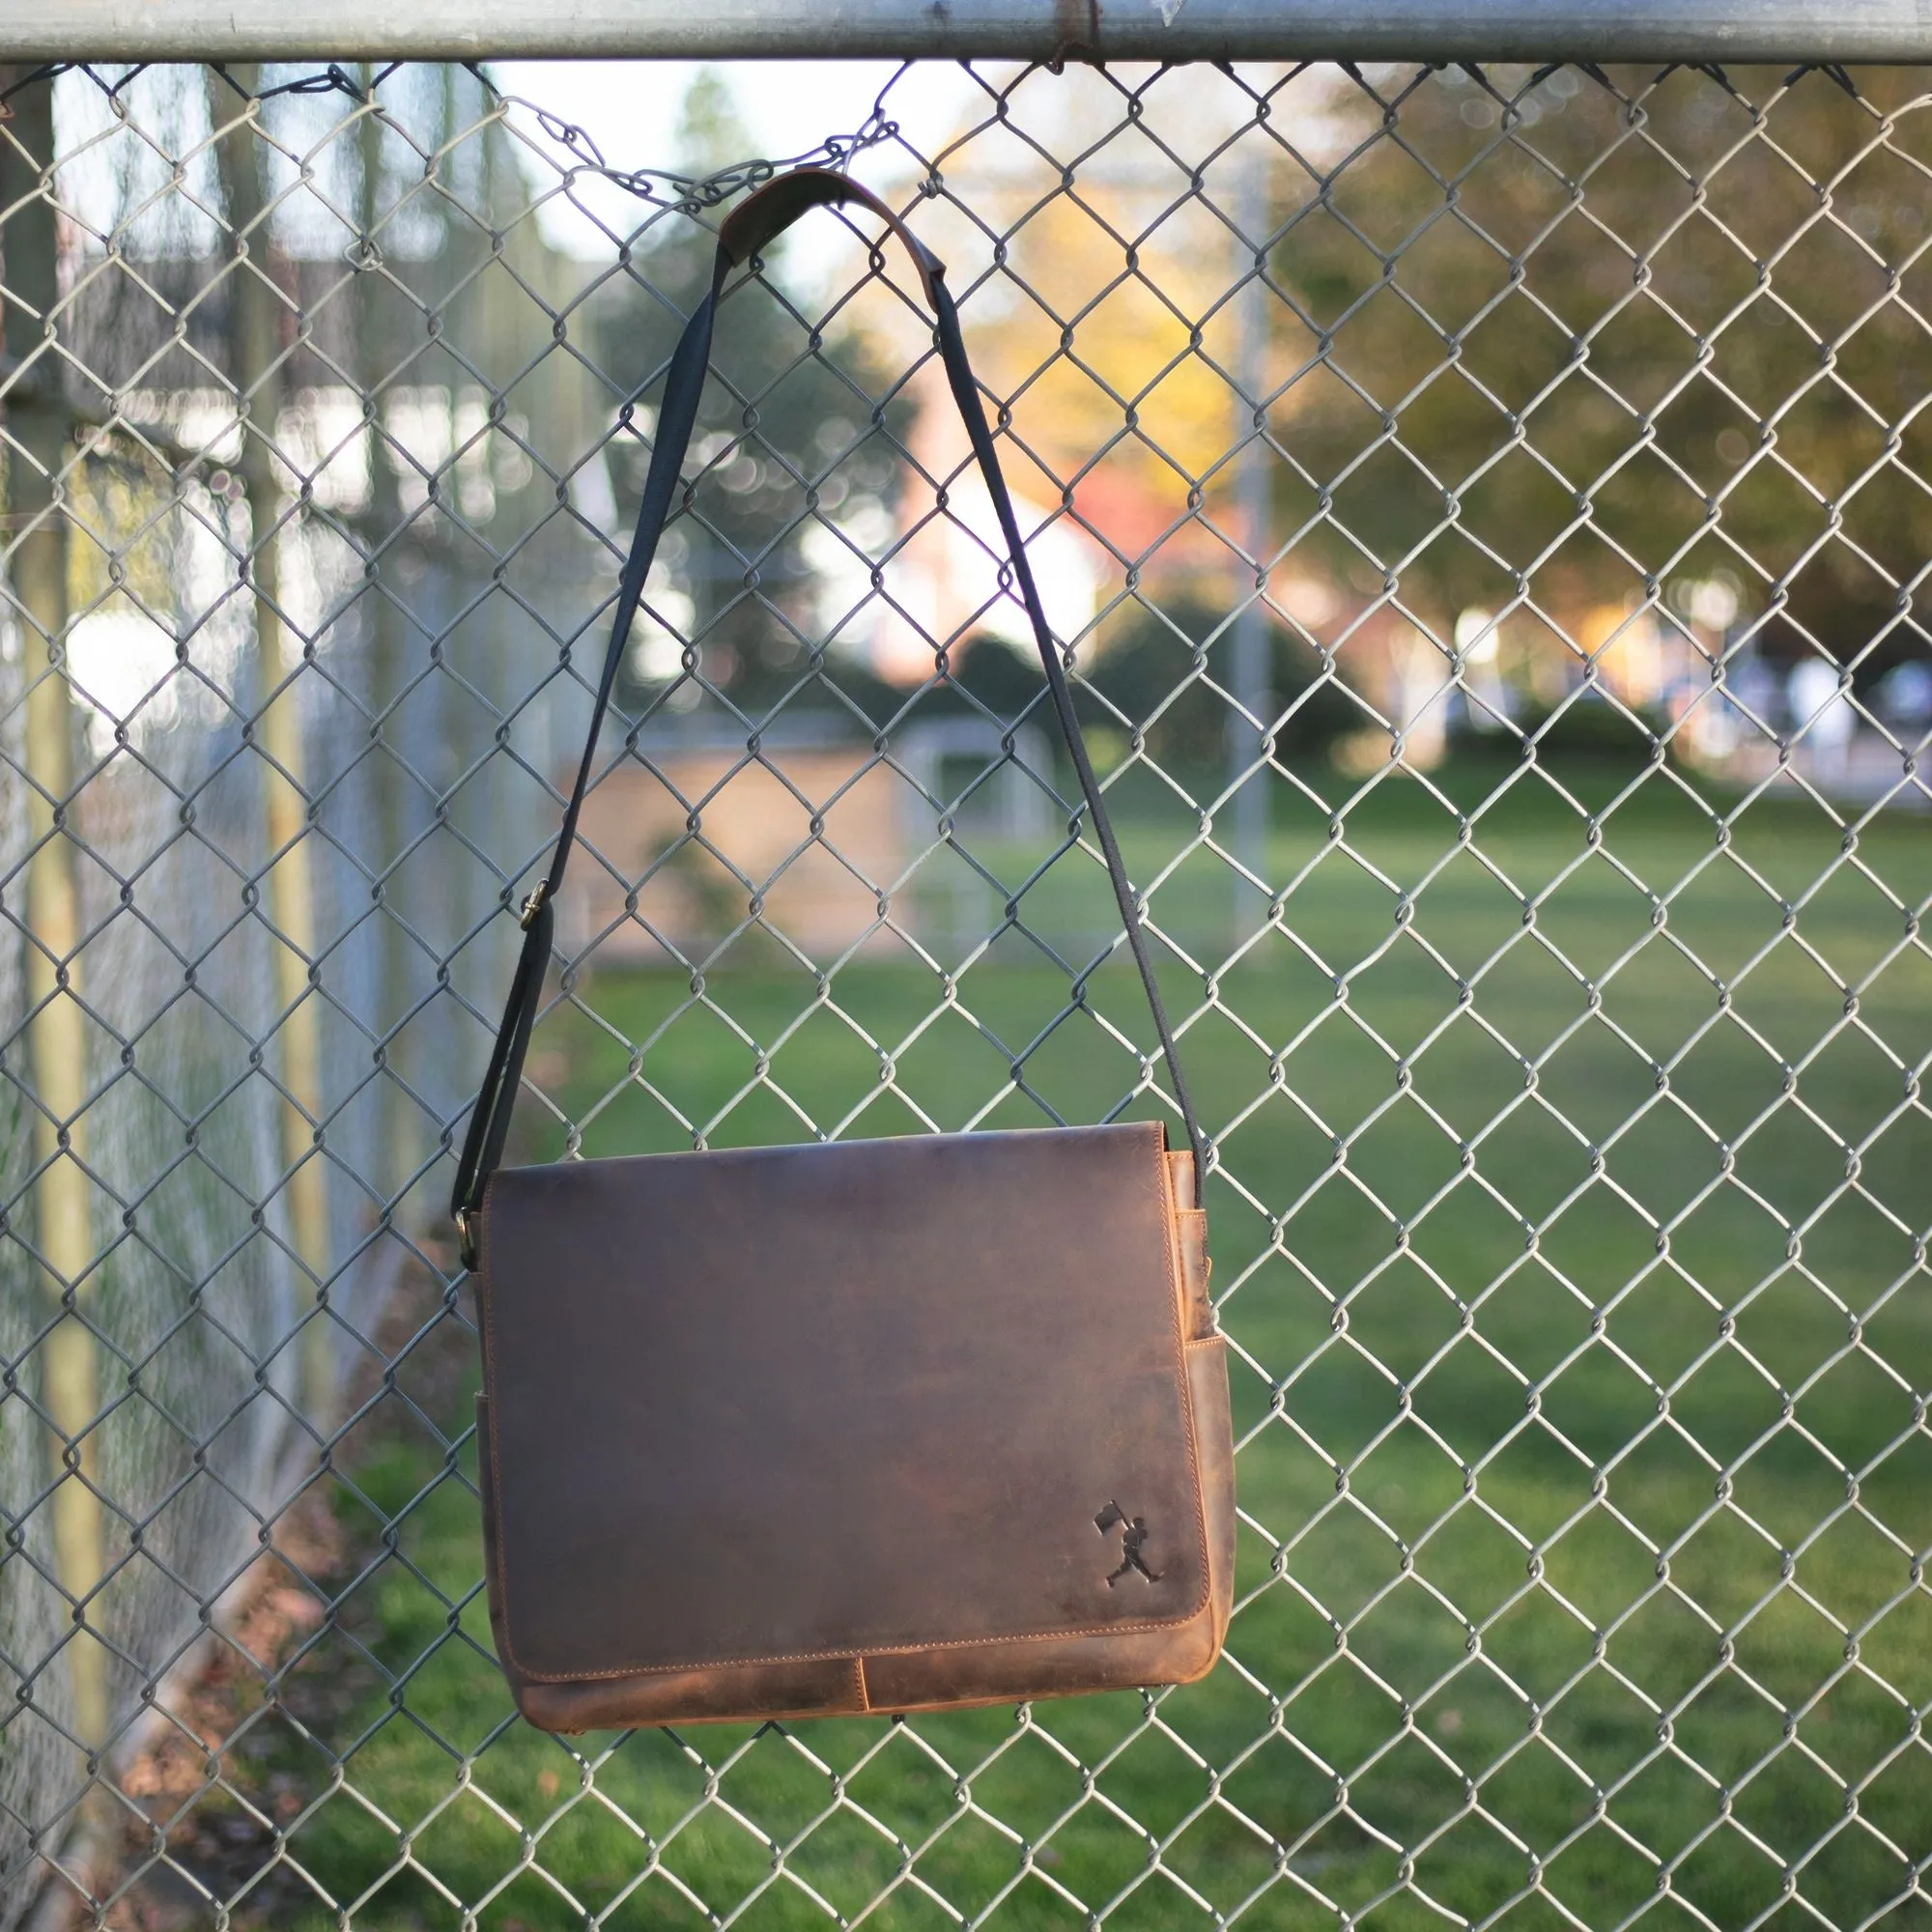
[1094,1501,1163,1585]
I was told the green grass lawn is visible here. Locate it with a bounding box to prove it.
[236,763,1930,1931]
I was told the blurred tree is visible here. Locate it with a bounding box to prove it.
[1264,62,1932,683]
[596,71,914,724]
[1076,598,1366,769]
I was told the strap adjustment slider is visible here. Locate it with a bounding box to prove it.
[518,883,549,930]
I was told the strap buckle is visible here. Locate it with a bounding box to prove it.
[518,882,548,930]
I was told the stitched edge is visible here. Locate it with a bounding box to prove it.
[479,1123,1219,1684]
[1150,1121,1217,1626]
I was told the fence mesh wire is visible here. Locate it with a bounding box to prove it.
[1,51,1928,1932]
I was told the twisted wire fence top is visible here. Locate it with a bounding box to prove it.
[0,51,1926,1932]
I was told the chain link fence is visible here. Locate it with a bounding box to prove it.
[1,47,1928,1932]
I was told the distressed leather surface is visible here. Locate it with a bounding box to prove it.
[474,1121,1234,1727]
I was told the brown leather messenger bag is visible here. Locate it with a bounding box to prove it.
[451,168,1236,1730]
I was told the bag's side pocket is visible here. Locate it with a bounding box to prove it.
[1176,1209,1213,1339]
[1180,1186,1233,1656]
[1184,1336,1236,1652]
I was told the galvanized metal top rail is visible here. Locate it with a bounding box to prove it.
[9,0,1932,65]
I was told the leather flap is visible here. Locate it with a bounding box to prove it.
[475,1122,1209,1683]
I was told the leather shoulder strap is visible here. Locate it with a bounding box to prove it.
[451,169,1207,1251]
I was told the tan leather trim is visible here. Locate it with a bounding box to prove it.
[1150,1122,1216,1623]
[1166,1149,1198,1211]
[475,1123,1219,1686]
[861,1594,1224,1714]
[514,1653,868,1730]
[1183,1335,1235,1654]
[1176,1209,1211,1338]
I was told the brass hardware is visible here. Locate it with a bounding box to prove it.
[455,1208,477,1271]
[518,883,548,930]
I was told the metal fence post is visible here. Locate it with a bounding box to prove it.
[208,67,335,1432]
[2,70,109,1767]
[354,65,422,1223]
[1227,142,1273,924]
